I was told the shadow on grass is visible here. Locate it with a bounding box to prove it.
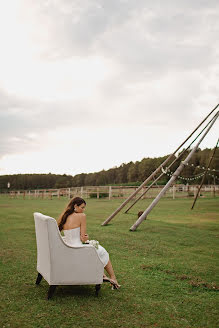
[101,223,113,226]
[35,284,103,300]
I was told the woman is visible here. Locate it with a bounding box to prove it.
[58,197,120,289]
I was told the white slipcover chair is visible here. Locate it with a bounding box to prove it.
[34,212,104,299]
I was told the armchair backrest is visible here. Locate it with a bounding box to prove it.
[34,212,56,282]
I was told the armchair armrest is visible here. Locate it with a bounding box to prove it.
[49,233,104,285]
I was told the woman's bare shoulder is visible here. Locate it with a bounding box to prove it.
[63,212,85,229]
[70,212,86,221]
[79,213,86,220]
[69,212,86,217]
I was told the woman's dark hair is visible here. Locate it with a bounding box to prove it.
[58,197,86,231]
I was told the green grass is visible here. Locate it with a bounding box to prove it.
[0,196,219,328]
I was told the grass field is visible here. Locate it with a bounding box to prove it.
[0,196,218,328]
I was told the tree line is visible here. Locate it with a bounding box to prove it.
[0,148,218,191]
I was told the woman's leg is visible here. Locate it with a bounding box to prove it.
[104,260,116,280]
[104,259,120,287]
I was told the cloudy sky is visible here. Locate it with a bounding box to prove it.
[0,0,218,176]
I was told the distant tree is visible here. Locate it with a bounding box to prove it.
[127,162,139,182]
[0,148,218,191]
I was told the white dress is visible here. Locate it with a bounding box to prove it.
[63,227,109,267]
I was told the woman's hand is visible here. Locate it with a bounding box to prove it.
[81,233,89,242]
[80,214,89,242]
[84,233,89,241]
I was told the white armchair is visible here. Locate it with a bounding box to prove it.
[34,212,104,299]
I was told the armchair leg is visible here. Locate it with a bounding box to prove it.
[95,284,101,297]
[35,273,43,285]
[47,285,57,300]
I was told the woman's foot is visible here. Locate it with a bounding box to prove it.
[103,275,120,289]
[110,279,121,290]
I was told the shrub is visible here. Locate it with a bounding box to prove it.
[89,193,108,198]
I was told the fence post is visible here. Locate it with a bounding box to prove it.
[109,186,112,200]
[194,186,198,198]
[211,185,215,197]
[187,184,190,197]
[81,187,83,198]
[141,188,145,199]
[172,185,175,199]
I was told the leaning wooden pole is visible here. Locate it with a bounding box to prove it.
[191,138,219,210]
[130,111,218,231]
[125,163,178,214]
[125,110,219,213]
[125,147,192,213]
[124,173,165,213]
[101,104,219,226]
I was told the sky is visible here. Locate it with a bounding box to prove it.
[0,0,219,176]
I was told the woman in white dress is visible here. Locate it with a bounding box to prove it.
[58,197,120,289]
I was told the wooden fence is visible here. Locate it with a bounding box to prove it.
[3,184,219,200]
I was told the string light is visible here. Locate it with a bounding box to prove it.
[162,168,219,181]
[184,162,219,172]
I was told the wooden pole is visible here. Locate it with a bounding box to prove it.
[125,154,183,213]
[101,105,218,226]
[130,111,218,231]
[125,110,219,214]
[191,138,218,209]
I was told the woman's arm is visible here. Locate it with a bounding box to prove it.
[80,214,89,242]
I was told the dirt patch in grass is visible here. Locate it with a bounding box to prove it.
[141,265,219,291]
[0,248,29,263]
[189,279,218,290]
